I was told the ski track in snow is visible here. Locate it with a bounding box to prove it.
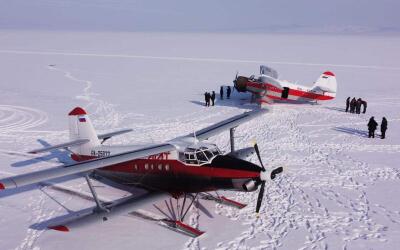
[206,103,400,250]
[0,105,48,133]
[1,65,400,249]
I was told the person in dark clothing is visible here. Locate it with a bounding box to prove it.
[367,116,378,138]
[361,100,367,114]
[356,98,362,114]
[350,97,357,113]
[204,92,210,107]
[227,86,231,99]
[211,91,216,106]
[220,86,224,100]
[346,97,350,112]
[381,117,388,139]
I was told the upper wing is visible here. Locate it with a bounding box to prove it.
[184,109,267,141]
[0,143,175,190]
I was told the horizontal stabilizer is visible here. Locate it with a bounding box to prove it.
[98,129,133,143]
[28,139,90,154]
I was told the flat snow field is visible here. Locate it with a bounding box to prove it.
[0,31,400,250]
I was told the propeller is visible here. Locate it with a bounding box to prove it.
[253,142,266,213]
[233,71,238,84]
[253,142,283,213]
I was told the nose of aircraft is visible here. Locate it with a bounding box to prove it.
[210,154,263,176]
[234,76,249,92]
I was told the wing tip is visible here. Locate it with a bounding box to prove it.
[48,225,69,232]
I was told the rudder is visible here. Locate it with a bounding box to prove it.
[312,71,337,96]
[68,107,100,156]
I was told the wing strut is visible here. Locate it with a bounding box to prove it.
[230,127,235,153]
[85,175,109,213]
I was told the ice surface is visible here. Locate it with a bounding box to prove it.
[0,1,400,249]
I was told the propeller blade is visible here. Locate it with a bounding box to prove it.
[271,167,283,179]
[233,71,238,84]
[253,143,266,171]
[256,181,265,213]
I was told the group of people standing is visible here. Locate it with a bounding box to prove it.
[204,86,233,107]
[220,86,231,100]
[346,97,367,114]
[367,116,388,139]
[204,91,216,106]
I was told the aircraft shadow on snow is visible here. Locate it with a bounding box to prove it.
[332,126,369,137]
[191,91,259,109]
[11,139,73,168]
[324,106,347,113]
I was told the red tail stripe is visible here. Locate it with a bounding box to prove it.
[68,107,87,116]
[323,71,335,76]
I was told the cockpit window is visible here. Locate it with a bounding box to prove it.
[196,152,207,162]
[203,150,213,159]
[179,144,220,166]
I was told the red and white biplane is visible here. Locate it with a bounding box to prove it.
[0,107,282,237]
[234,66,337,106]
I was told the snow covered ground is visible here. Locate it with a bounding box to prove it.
[0,24,400,250]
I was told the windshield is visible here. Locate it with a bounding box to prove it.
[179,145,220,165]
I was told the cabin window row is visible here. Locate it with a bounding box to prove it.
[134,163,170,171]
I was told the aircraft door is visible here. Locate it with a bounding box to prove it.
[281,87,289,99]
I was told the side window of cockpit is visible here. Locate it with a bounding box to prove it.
[203,150,213,159]
[196,152,207,162]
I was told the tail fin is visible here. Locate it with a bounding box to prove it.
[312,71,337,95]
[68,107,99,156]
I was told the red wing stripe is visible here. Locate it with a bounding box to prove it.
[48,225,69,232]
[0,182,4,189]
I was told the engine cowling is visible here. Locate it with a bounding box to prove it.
[242,179,257,192]
[227,147,255,160]
[234,76,249,92]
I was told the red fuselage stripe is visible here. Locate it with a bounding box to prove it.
[71,154,260,179]
[246,82,334,100]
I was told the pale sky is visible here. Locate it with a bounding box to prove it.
[0,0,399,34]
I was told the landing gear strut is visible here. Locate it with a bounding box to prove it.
[153,193,204,237]
[230,127,236,153]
